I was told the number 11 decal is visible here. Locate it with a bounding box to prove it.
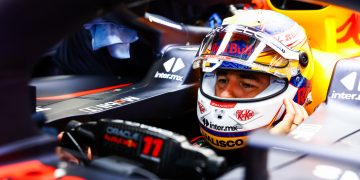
[142,136,164,157]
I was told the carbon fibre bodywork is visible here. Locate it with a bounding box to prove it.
[31,45,201,137]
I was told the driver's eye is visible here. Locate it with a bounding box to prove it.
[217,77,227,84]
[216,77,227,87]
[240,82,255,89]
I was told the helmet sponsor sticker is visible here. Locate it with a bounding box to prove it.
[296,86,311,105]
[236,109,254,121]
[209,32,256,60]
[214,109,225,119]
[200,127,246,150]
[201,118,241,132]
[230,109,263,125]
[274,24,306,48]
[210,100,236,108]
[198,101,206,114]
[291,74,311,105]
[197,100,210,117]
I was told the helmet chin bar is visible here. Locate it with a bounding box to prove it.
[196,85,298,150]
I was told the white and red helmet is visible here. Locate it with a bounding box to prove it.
[192,10,314,150]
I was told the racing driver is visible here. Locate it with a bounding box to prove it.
[191,9,314,165]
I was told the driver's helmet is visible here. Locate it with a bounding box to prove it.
[192,10,314,150]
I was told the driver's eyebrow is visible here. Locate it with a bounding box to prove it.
[216,70,264,83]
[238,72,262,81]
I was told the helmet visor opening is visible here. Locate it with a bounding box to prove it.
[201,69,287,101]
